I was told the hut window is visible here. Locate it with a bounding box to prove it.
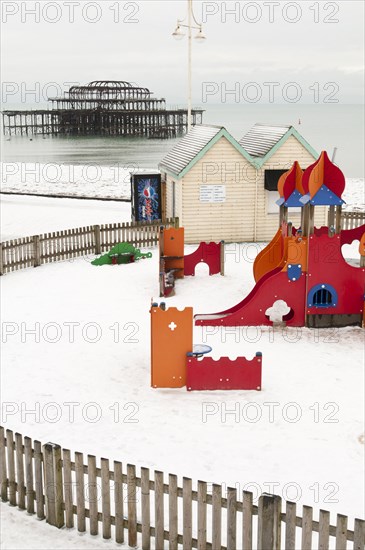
[266,190,280,214]
[264,169,288,191]
[265,169,288,214]
[172,181,176,217]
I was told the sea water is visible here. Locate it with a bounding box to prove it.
[1,103,364,178]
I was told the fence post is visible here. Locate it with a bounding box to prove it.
[212,484,222,550]
[273,494,282,550]
[220,241,225,276]
[6,430,16,506]
[335,514,348,550]
[34,441,45,520]
[285,501,296,550]
[43,443,64,528]
[0,426,7,501]
[53,445,65,528]
[43,443,56,526]
[227,487,237,550]
[0,243,3,275]
[24,436,35,514]
[127,464,137,548]
[353,518,365,550]
[183,477,193,550]
[257,493,280,550]
[155,471,164,550]
[94,225,101,255]
[33,235,41,267]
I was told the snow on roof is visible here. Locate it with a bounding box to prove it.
[239,123,291,158]
[159,125,223,176]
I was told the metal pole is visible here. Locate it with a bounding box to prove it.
[187,0,192,132]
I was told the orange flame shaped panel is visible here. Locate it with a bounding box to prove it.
[151,305,193,388]
[302,151,345,199]
[278,161,304,200]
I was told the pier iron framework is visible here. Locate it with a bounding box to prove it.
[2,81,204,138]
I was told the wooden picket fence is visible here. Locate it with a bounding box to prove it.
[0,428,364,550]
[340,211,365,230]
[0,218,179,275]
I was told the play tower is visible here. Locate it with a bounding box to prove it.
[195,151,365,328]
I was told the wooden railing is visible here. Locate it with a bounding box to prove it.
[0,428,364,549]
[0,218,179,275]
[341,211,365,230]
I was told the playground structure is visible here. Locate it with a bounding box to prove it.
[195,152,365,329]
[92,242,152,266]
[150,302,262,390]
[159,227,224,297]
[151,152,364,391]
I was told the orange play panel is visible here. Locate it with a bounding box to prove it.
[282,237,308,272]
[150,304,193,388]
[161,227,185,279]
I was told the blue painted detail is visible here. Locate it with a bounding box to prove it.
[187,344,212,358]
[307,283,338,308]
[284,189,304,208]
[310,185,345,206]
[299,193,310,205]
[287,264,302,282]
[276,197,285,206]
[255,352,263,357]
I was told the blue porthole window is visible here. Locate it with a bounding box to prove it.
[307,284,338,308]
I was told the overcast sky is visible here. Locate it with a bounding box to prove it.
[1,0,364,106]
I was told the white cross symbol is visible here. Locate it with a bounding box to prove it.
[168,322,177,331]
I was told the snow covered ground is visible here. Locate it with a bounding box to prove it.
[0,194,131,241]
[1,162,132,200]
[342,178,365,211]
[0,195,364,549]
[0,505,114,550]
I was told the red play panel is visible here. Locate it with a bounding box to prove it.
[186,354,262,391]
[184,242,222,276]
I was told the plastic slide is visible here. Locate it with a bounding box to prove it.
[253,228,284,283]
[195,266,306,327]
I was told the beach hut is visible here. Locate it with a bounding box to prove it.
[158,123,327,243]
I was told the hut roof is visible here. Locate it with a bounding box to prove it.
[239,124,291,157]
[159,125,252,178]
[159,123,318,178]
[159,125,222,177]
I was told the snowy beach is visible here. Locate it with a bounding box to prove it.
[2,0,364,545]
[1,195,364,536]
[1,162,364,212]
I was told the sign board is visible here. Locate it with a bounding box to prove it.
[199,185,226,203]
[131,173,162,222]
